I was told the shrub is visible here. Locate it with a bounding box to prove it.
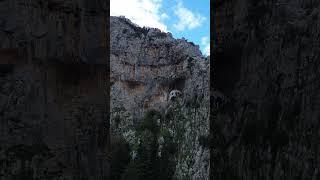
[120,110,177,180]
[138,109,161,134]
[113,115,121,128]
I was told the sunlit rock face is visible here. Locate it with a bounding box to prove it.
[212,0,320,179]
[110,16,210,179]
[110,16,207,119]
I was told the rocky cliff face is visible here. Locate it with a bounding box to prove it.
[0,0,109,179]
[212,0,320,179]
[110,16,210,180]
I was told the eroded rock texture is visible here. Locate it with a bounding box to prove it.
[212,0,320,179]
[110,17,210,179]
[0,0,109,179]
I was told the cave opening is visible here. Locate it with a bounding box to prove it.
[125,80,143,90]
[168,77,186,91]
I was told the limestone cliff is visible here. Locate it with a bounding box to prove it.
[110,16,210,180]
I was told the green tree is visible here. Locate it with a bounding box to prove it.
[121,109,177,180]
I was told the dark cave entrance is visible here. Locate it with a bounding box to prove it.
[168,77,186,91]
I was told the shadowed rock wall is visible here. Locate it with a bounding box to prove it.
[0,0,109,179]
[212,0,320,179]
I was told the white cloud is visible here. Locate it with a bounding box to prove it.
[110,0,168,32]
[203,44,210,56]
[201,36,210,56]
[173,2,206,31]
[201,37,209,45]
[160,13,169,20]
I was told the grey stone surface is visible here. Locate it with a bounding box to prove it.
[169,90,182,101]
[110,16,208,119]
[110,16,210,180]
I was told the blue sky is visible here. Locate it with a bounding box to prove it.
[110,0,210,56]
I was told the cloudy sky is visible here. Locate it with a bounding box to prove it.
[110,0,210,56]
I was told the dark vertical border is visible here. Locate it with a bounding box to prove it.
[209,0,214,179]
[106,0,111,178]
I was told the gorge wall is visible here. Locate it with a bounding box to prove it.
[212,0,320,179]
[110,16,210,180]
[0,0,109,179]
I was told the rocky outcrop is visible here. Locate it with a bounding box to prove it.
[0,0,109,179]
[110,16,208,119]
[212,1,320,179]
[110,16,210,179]
[169,90,182,101]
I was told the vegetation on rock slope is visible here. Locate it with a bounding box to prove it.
[111,95,209,180]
